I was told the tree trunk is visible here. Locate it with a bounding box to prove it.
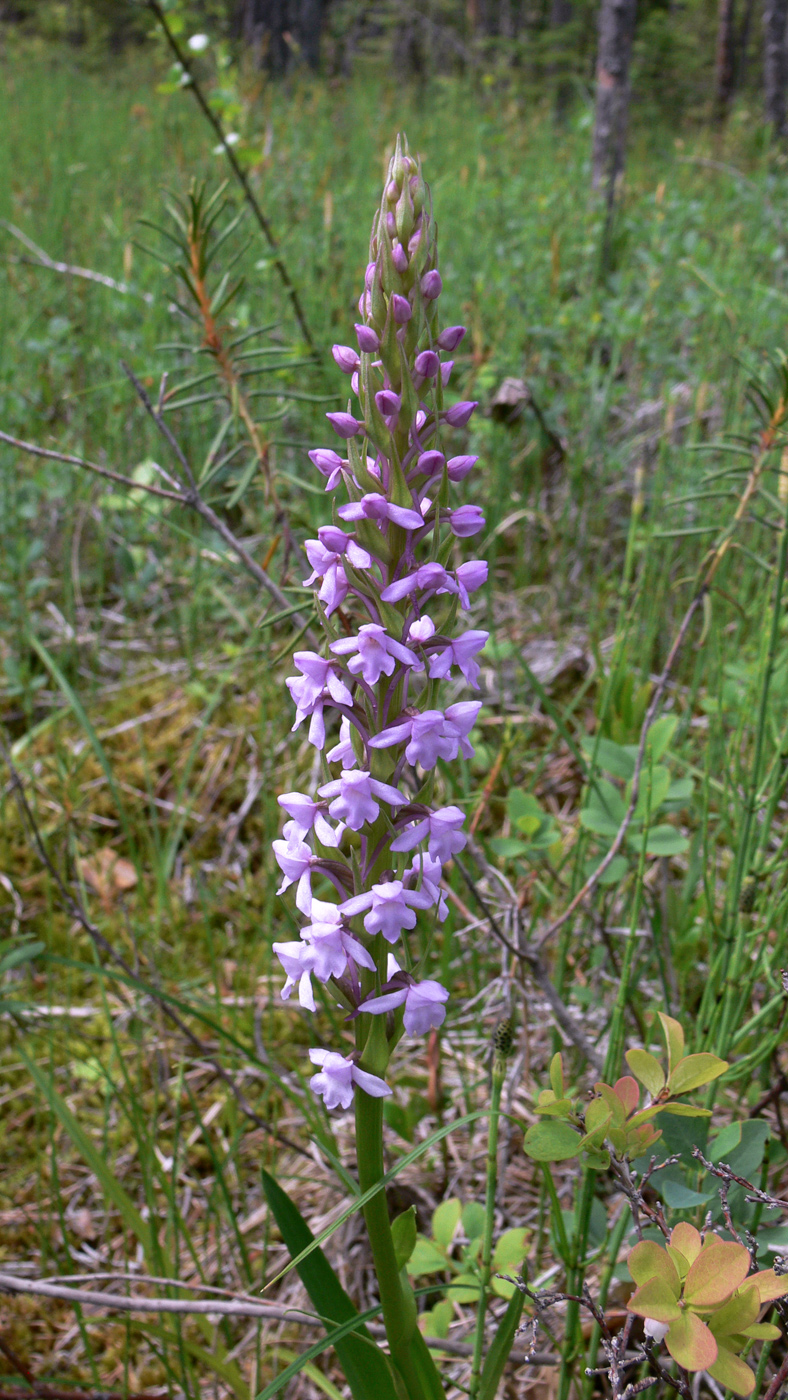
[763,0,788,133]
[714,0,737,119]
[550,0,575,121]
[296,0,324,69]
[591,0,637,197]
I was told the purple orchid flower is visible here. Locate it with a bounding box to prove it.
[309,1050,391,1110]
[273,134,487,1110]
[362,978,449,1035]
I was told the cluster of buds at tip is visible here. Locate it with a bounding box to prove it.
[272,134,488,1110]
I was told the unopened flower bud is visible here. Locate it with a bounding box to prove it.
[421,270,442,300]
[332,344,359,374]
[386,210,397,237]
[326,411,362,439]
[355,323,379,354]
[447,454,477,481]
[441,361,454,387]
[376,389,402,418]
[386,179,399,203]
[437,325,466,351]
[391,294,412,324]
[415,350,440,379]
[417,450,445,476]
[444,401,477,428]
[392,241,409,273]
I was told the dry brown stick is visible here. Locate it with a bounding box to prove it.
[535,423,782,951]
[1,221,154,304]
[119,361,318,644]
[0,1390,163,1400]
[0,738,308,1158]
[762,1351,788,1400]
[0,431,182,502]
[0,1274,557,1365]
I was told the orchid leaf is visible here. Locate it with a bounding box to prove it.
[261,1171,399,1400]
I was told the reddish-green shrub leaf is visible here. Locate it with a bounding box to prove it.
[665,1312,717,1371]
[667,1053,728,1095]
[522,1120,581,1161]
[628,1279,682,1323]
[625,1049,665,1096]
[629,1240,681,1294]
[707,1346,755,1397]
[684,1242,750,1308]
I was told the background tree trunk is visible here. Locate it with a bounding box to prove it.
[550,0,575,121]
[714,0,737,119]
[763,0,788,133]
[591,0,637,197]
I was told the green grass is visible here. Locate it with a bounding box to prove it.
[2,36,788,1400]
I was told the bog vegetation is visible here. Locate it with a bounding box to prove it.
[2,10,788,1400]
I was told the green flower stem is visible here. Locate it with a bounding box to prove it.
[468,1048,507,1400]
[355,1089,439,1400]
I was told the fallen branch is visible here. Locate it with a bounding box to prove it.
[0,1273,557,1366]
[1,221,154,303]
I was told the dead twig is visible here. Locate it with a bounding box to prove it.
[1,220,155,303]
[453,855,603,1072]
[0,431,181,502]
[0,1273,558,1365]
[119,361,318,644]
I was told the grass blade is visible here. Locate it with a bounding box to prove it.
[262,1170,399,1400]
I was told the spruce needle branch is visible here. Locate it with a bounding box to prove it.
[146,0,319,359]
[0,736,307,1156]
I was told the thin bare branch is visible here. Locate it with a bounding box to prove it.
[120,361,318,642]
[0,1273,557,1364]
[0,431,182,502]
[1,220,154,303]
